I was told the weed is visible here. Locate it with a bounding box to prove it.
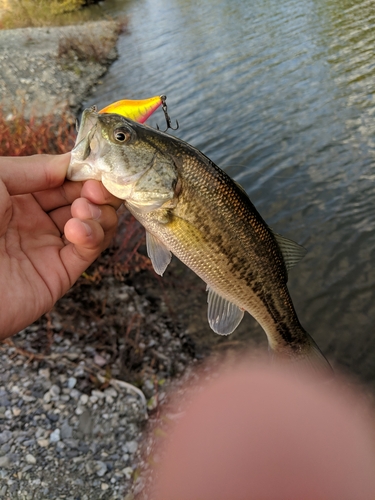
[57,30,118,66]
[0,107,76,155]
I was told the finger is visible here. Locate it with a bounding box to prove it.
[80,180,123,210]
[0,153,70,195]
[60,208,118,284]
[70,198,119,233]
[60,219,108,285]
[50,199,118,236]
[0,181,12,238]
[48,205,73,235]
[33,180,83,212]
[35,179,123,213]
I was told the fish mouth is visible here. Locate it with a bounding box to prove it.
[67,108,103,182]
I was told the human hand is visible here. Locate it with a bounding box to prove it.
[0,153,122,339]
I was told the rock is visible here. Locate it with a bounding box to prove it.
[0,456,11,469]
[49,429,60,443]
[95,461,107,477]
[37,439,49,448]
[0,430,12,445]
[38,368,50,379]
[126,441,138,454]
[49,384,61,397]
[94,353,107,367]
[60,422,73,440]
[43,391,52,404]
[122,467,134,480]
[79,394,89,405]
[25,454,36,465]
[67,377,77,389]
[0,396,10,407]
[78,410,93,436]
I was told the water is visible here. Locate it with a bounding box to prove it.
[85,0,375,384]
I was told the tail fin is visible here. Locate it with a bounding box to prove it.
[302,334,333,380]
[271,334,333,380]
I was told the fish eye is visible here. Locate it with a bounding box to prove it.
[113,128,130,143]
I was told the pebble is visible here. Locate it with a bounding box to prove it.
[60,422,73,440]
[0,430,12,444]
[49,384,61,397]
[49,429,61,443]
[67,377,77,389]
[122,467,134,480]
[79,394,89,405]
[37,439,49,448]
[126,441,138,454]
[25,454,36,465]
[0,456,11,469]
[95,460,107,477]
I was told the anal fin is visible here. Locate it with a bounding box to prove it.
[146,231,172,276]
[207,286,244,335]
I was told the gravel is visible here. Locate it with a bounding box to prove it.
[0,272,199,499]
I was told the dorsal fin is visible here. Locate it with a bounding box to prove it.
[234,179,306,272]
[271,230,307,272]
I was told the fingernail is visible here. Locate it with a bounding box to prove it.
[88,203,101,220]
[82,222,92,236]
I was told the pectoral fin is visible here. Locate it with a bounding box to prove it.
[207,287,244,335]
[146,231,172,276]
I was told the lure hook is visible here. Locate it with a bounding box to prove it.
[156,95,179,132]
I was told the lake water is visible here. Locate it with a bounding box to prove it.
[85,0,375,385]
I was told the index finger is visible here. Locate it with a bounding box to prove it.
[0,153,70,195]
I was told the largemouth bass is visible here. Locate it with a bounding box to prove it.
[67,107,332,374]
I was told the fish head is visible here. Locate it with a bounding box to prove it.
[68,109,179,211]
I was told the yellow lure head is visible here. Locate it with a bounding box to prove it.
[99,95,163,123]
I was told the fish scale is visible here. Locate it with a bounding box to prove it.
[68,109,332,376]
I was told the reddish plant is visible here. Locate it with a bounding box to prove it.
[0,107,76,156]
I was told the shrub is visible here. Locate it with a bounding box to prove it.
[0,107,76,156]
[58,30,118,66]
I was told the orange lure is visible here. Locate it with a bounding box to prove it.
[99,95,163,123]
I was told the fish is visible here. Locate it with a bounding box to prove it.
[67,107,332,375]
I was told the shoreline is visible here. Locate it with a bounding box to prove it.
[0,20,119,118]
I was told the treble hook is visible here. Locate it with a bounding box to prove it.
[156,95,179,132]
